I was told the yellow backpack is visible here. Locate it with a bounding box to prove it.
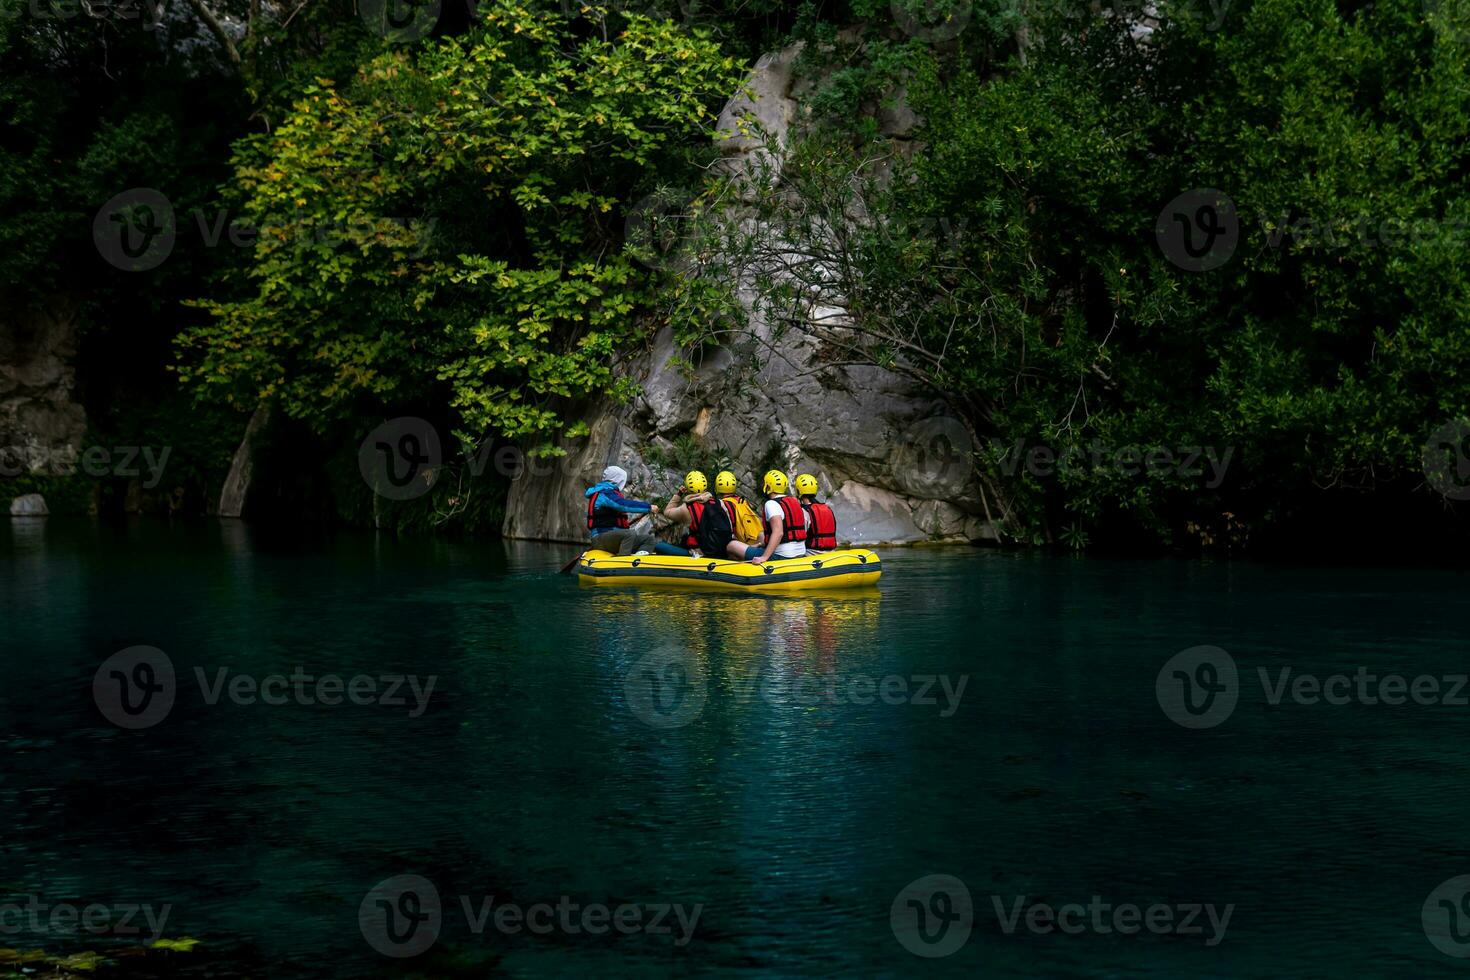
[722,495,764,544]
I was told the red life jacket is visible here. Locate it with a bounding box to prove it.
[681,499,707,550]
[586,490,630,531]
[762,495,806,543]
[803,500,838,550]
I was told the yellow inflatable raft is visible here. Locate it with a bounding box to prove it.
[577,548,881,593]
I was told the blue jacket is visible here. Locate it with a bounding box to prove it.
[584,481,652,536]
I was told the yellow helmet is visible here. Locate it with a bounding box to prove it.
[762,470,790,495]
[794,473,819,497]
[715,470,738,494]
[684,470,708,494]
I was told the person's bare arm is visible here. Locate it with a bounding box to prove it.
[752,515,782,564]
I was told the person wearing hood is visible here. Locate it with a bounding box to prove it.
[584,465,661,555]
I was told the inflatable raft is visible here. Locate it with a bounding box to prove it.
[577,548,881,593]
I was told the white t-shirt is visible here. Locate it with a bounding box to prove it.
[763,498,808,559]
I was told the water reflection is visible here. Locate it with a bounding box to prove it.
[585,588,882,725]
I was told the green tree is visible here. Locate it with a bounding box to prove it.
[177,1,741,456]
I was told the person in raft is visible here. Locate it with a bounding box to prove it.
[660,470,716,557]
[793,473,839,552]
[584,465,661,555]
[731,469,808,564]
[713,470,764,547]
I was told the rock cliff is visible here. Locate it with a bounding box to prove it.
[0,296,87,482]
[502,43,995,547]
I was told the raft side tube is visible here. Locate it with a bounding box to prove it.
[576,548,881,592]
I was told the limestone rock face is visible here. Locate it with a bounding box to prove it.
[502,42,993,547]
[0,297,87,479]
[502,405,635,545]
[714,43,803,196]
[9,493,48,516]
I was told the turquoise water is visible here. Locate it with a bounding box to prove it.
[4,518,1470,976]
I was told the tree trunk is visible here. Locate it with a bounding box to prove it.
[216,402,269,518]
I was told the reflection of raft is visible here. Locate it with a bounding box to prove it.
[577,548,882,592]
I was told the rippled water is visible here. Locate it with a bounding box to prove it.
[4,518,1470,976]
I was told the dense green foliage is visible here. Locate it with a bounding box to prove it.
[674,0,1470,549]
[2,0,1468,550]
[176,1,741,456]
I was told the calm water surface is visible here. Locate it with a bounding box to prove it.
[3,518,1470,977]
